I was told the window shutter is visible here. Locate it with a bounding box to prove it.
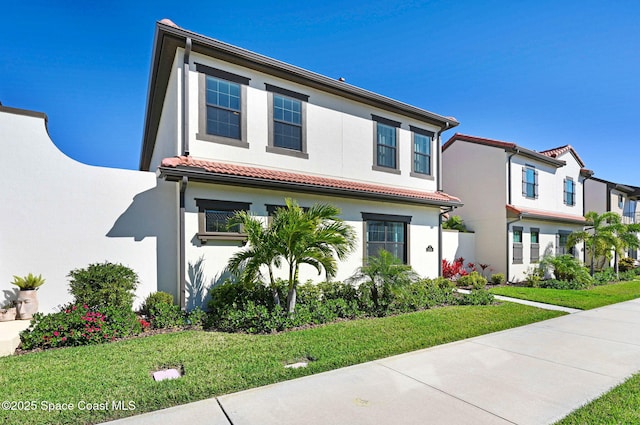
[555,233,560,255]
[534,170,539,199]
[563,179,567,205]
[522,168,526,197]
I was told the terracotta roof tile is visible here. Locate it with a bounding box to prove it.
[160,156,462,205]
[506,205,587,224]
[539,144,586,167]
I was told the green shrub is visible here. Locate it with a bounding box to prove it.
[593,268,617,285]
[20,304,141,350]
[457,289,495,305]
[538,279,588,290]
[11,273,46,290]
[148,302,185,329]
[186,307,207,327]
[457,271,487,289]
[490,273,506,285]
[442,215,467,232]
[140,291,174,317]
[619,269,637,281]
[541,255,593,287]
[68,262,139,309]
[389,279,456,312]
[619,257,636,272]
[433,276,455,290]
[523,266,543,287]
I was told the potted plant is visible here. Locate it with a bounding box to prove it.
[0,302,16,322]
[11,273,45,320]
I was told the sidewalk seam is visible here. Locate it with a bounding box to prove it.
[216,397,234,425]
[374,362,518,424]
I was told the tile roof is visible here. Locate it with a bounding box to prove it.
[539,145,586,167]
[506,205,587,224]
[160,156,462,206]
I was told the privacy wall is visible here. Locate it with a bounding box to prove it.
[0,107,178,314]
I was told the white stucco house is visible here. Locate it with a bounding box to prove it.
[585,177,640,261]
[141,20,463,308]
[442,134,592,282]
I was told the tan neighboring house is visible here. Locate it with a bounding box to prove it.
[141,20,463,308]
[585,177,640,261]
[442,134,592,282]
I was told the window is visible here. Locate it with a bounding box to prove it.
[196,64,250,147]
[372,115,401,174]
[530,228,540,263]
[195,199,251,243]
[522,166,538,199]
[619,194,624,209]
[513,227,523,264]
[564,178,575,206]
[556,231,574,256]
[410,126,433,178]
[362,213,410,263]
[266,84,308,159]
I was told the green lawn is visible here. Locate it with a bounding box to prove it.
[0,303,563,425]
[556,372,640,424]
[489,280,640,310]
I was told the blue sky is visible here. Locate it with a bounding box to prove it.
[2,1,639,184]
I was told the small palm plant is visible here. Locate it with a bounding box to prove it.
[11,273,46,290]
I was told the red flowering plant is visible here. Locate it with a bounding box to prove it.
[442,257,469,281]
[20,303,142,351]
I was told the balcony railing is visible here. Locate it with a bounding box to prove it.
[622,213,640,224]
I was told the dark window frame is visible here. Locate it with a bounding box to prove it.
[564,177,576,206]
[362,212,411,264]
[522,165,539,199]
[513,226,523,264]
[530,227,540,263]
[410,125,434,179]
[372,115,401,174]
[195,199,251,243]
[266,84,309,159]
[196,64,250,148]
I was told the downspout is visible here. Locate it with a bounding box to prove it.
[438,206,456,276]
[507,149,519,205]
[506,215,522,283]
[182,37,192,156]
[179,176,188,310]
[582,172,593,267]
[178,37,192,310]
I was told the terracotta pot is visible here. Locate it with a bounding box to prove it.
[0,307,16,322]
[15,290,39,320]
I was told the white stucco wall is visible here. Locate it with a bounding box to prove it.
[0,108,178,314]
[180,181,443,293]
[442,141,507,274]
[181,50,440,193]
[442,230,475,264]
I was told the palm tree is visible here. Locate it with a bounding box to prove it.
[348,249,417,311]
[271,199,356,313]
[226,211,282,306]
[568,211,628,275]
[613,221,640,277]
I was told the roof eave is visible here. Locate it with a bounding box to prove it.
[158,166,463,208]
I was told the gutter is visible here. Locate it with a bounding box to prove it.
[179,176,188,310]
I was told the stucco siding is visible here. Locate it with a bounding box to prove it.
[182,181,443,296]
[0,109,178,314]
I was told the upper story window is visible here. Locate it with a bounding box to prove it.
[196,63,250,148]
[195,199,251,243]
[410,126,433,179]
[372,115,401,174]
[266,84,309,159]
[619,194,624,209]
[362,213,411,264]
[522,165,538,199]
[564,178,576,206]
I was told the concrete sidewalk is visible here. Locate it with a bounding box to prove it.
[103,299,640,425]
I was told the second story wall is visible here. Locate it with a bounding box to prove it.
[178,49,442,192]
